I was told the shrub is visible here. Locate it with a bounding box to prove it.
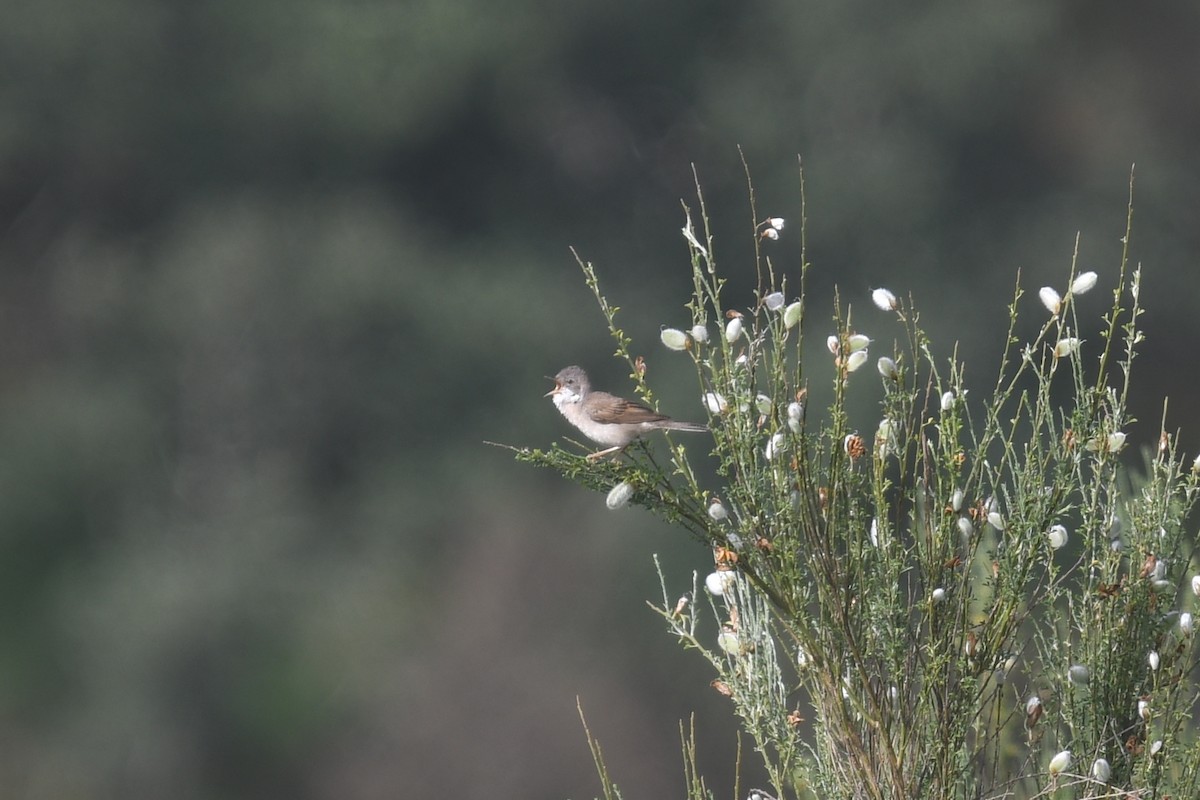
[511,167,1200,800]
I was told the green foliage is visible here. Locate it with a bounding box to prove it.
[515,168,1200,799]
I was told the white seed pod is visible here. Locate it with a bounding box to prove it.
[875,418,894,456]
[957,516,974,539]
[1091,757,1111,783]
[755,393,772,416]
[660,327,689,350]
[725,317,744,343]
[869,518,880,547]
[1191,574,1200,598]
[845,349,869,373]
[1048,750,1071,776]
[762,227,779,240]
[940,390,956,412]
[1138,698,1151,721]
[764,291,785,311]
[1107,432,1127,452]
[951,488,964,512]
[847,333,871,353]
[1025,695,1042,716]
[1039,286,1062,314]
[1153,558,1168,581]
[606,481,634,509]
[826,334,840,355]
[703,392,728,414]
[1149,650,1160,671]
[1054,337,1082,357]
[1181,612,1194,635]
[1048,524,1069,550]
[1152,578,1174,593]
[783,301,803,329]
[1193,453,1200,474]
[707,498,728,522]
[765,431,785,461]
[1067,664,1090,685]
[716,629,741,655]
[690,324,709,343]
[705,570,737,597]
[931,587,946,604]
[787,401,804,433]
[986,511,1005,531]
[877,356,898,380]
[768,217,785,231]
[1150,740,1163,757]
[871,287,898,311]
[1071,271,1098,295]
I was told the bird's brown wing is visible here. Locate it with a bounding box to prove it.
[586,392,670,425]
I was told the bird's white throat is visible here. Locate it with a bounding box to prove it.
[551,388,581,409]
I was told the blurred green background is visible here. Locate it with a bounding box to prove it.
[2,1,1199,797]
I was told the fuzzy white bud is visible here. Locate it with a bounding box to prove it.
[764,291,785,311]
[660,327,689,350]
[940,391,955,412]
[725,317,744,343]
[957,516,974,539]
[716,629,741,654]
[1091,757,1110,783]
[783,301,803,329]
[1039,286,1062,315]
[765,432,785,461]
[1048,750,1072,776]
[877,356,898,380]
[845,349,869,373]
[707,499,728,522]
[1048,524,1069,550]
[705,571,736,597]
[606,482,634,509]
[1054,337,1082,358]
[1071,271,1098,295]
[871,287,898,311]
[690,324,708,343]
[703,392,727,414]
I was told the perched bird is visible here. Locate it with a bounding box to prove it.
[545,365,708,459]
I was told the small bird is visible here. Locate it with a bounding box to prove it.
[545,365,708,459]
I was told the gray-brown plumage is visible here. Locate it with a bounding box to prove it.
[545,365,707,458]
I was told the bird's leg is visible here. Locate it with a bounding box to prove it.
[586,445,626,462]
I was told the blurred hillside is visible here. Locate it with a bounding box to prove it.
[1,1,1199,798]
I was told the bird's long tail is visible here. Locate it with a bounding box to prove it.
[662,421,709,433]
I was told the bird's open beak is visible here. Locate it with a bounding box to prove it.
[544,380,561,398]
